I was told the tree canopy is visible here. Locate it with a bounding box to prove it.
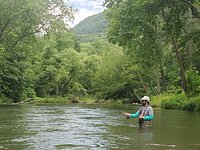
[103,0,200,97]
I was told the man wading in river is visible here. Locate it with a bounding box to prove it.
[123,96,154,127]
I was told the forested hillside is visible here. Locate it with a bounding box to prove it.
[72,12,108,35]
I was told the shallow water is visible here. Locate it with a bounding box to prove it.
[0,104,200,150]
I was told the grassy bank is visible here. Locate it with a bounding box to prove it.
[34,97,124,105]
[0,96,98,104]
[34,96,98,104]
[151,93,200,112]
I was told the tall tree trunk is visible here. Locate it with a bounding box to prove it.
[137,71,148,93]
[159,63,166,91]
[56,74,59,96]
[156,46,166,92]
[171,38,187,93]
[161,8,188,94]
[149,80,157,96]
[187,40,193,66]
[56,84,59,96]
[156,70,161,94]
[186,11,194,67]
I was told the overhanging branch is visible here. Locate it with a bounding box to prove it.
[181,0,200,18]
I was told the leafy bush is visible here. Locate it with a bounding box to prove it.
[0,96,11,103]
[152,94,173,107]
[162,99,181,109]
[35,97,69,104]
[160,93,187,110]
[193,96,200,112]
[153,93,200,111]
[21,88,36,100]
[152,94,182,107]
[181,100,196,111]
[186,69,200,97]
[181,95,200,111]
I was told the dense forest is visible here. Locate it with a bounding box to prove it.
[0,0,200,111]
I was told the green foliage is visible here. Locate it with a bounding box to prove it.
[0,0,75,102]
[152,94,180,108]
[34,33,103,98]
[104,0,200,96]
[181,100,197,111]
[35,97,70,104]
[193,96,200,112]
[91,44,141,100]
[162,99,182,110]
[0,95,11,103]
[0,0,75,50]
[161,93,187,110]
[185,69,200,97]
[0,53,27,102]
[35,48,83,97]
[181,96,200,111]
[152,93,200,111]
[75,33,106,43]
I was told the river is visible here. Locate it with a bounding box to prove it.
[0,104,200,150]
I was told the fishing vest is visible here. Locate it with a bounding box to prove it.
[138,106,152,127]
[139,106,150,116]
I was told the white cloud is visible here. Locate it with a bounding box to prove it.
[66,0,105,27]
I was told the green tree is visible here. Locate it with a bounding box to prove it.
[0,0,75,101]
[104,0,200,96]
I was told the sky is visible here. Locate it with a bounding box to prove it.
[66,0,105,27]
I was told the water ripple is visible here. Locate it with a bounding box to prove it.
[21,105,113,149]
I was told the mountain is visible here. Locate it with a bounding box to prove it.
[72,12,108,36]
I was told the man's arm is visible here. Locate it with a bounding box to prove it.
[123,109,140,118]
[130,111,139,118]
[143,115,154,121]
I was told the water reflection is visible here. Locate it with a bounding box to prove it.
[0,105,29,150]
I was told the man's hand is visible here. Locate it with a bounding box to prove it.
[122,112,130,119]
[139,115,144,119]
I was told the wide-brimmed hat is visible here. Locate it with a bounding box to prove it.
[141,96,150,104]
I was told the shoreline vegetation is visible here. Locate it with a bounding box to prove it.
[1,93,200,112]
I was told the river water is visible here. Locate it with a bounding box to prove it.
[0,104,200,150]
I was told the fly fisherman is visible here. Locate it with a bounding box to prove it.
[123,96,154,127]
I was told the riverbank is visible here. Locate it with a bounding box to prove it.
[1,94,200,112]
[151,93,200,112]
